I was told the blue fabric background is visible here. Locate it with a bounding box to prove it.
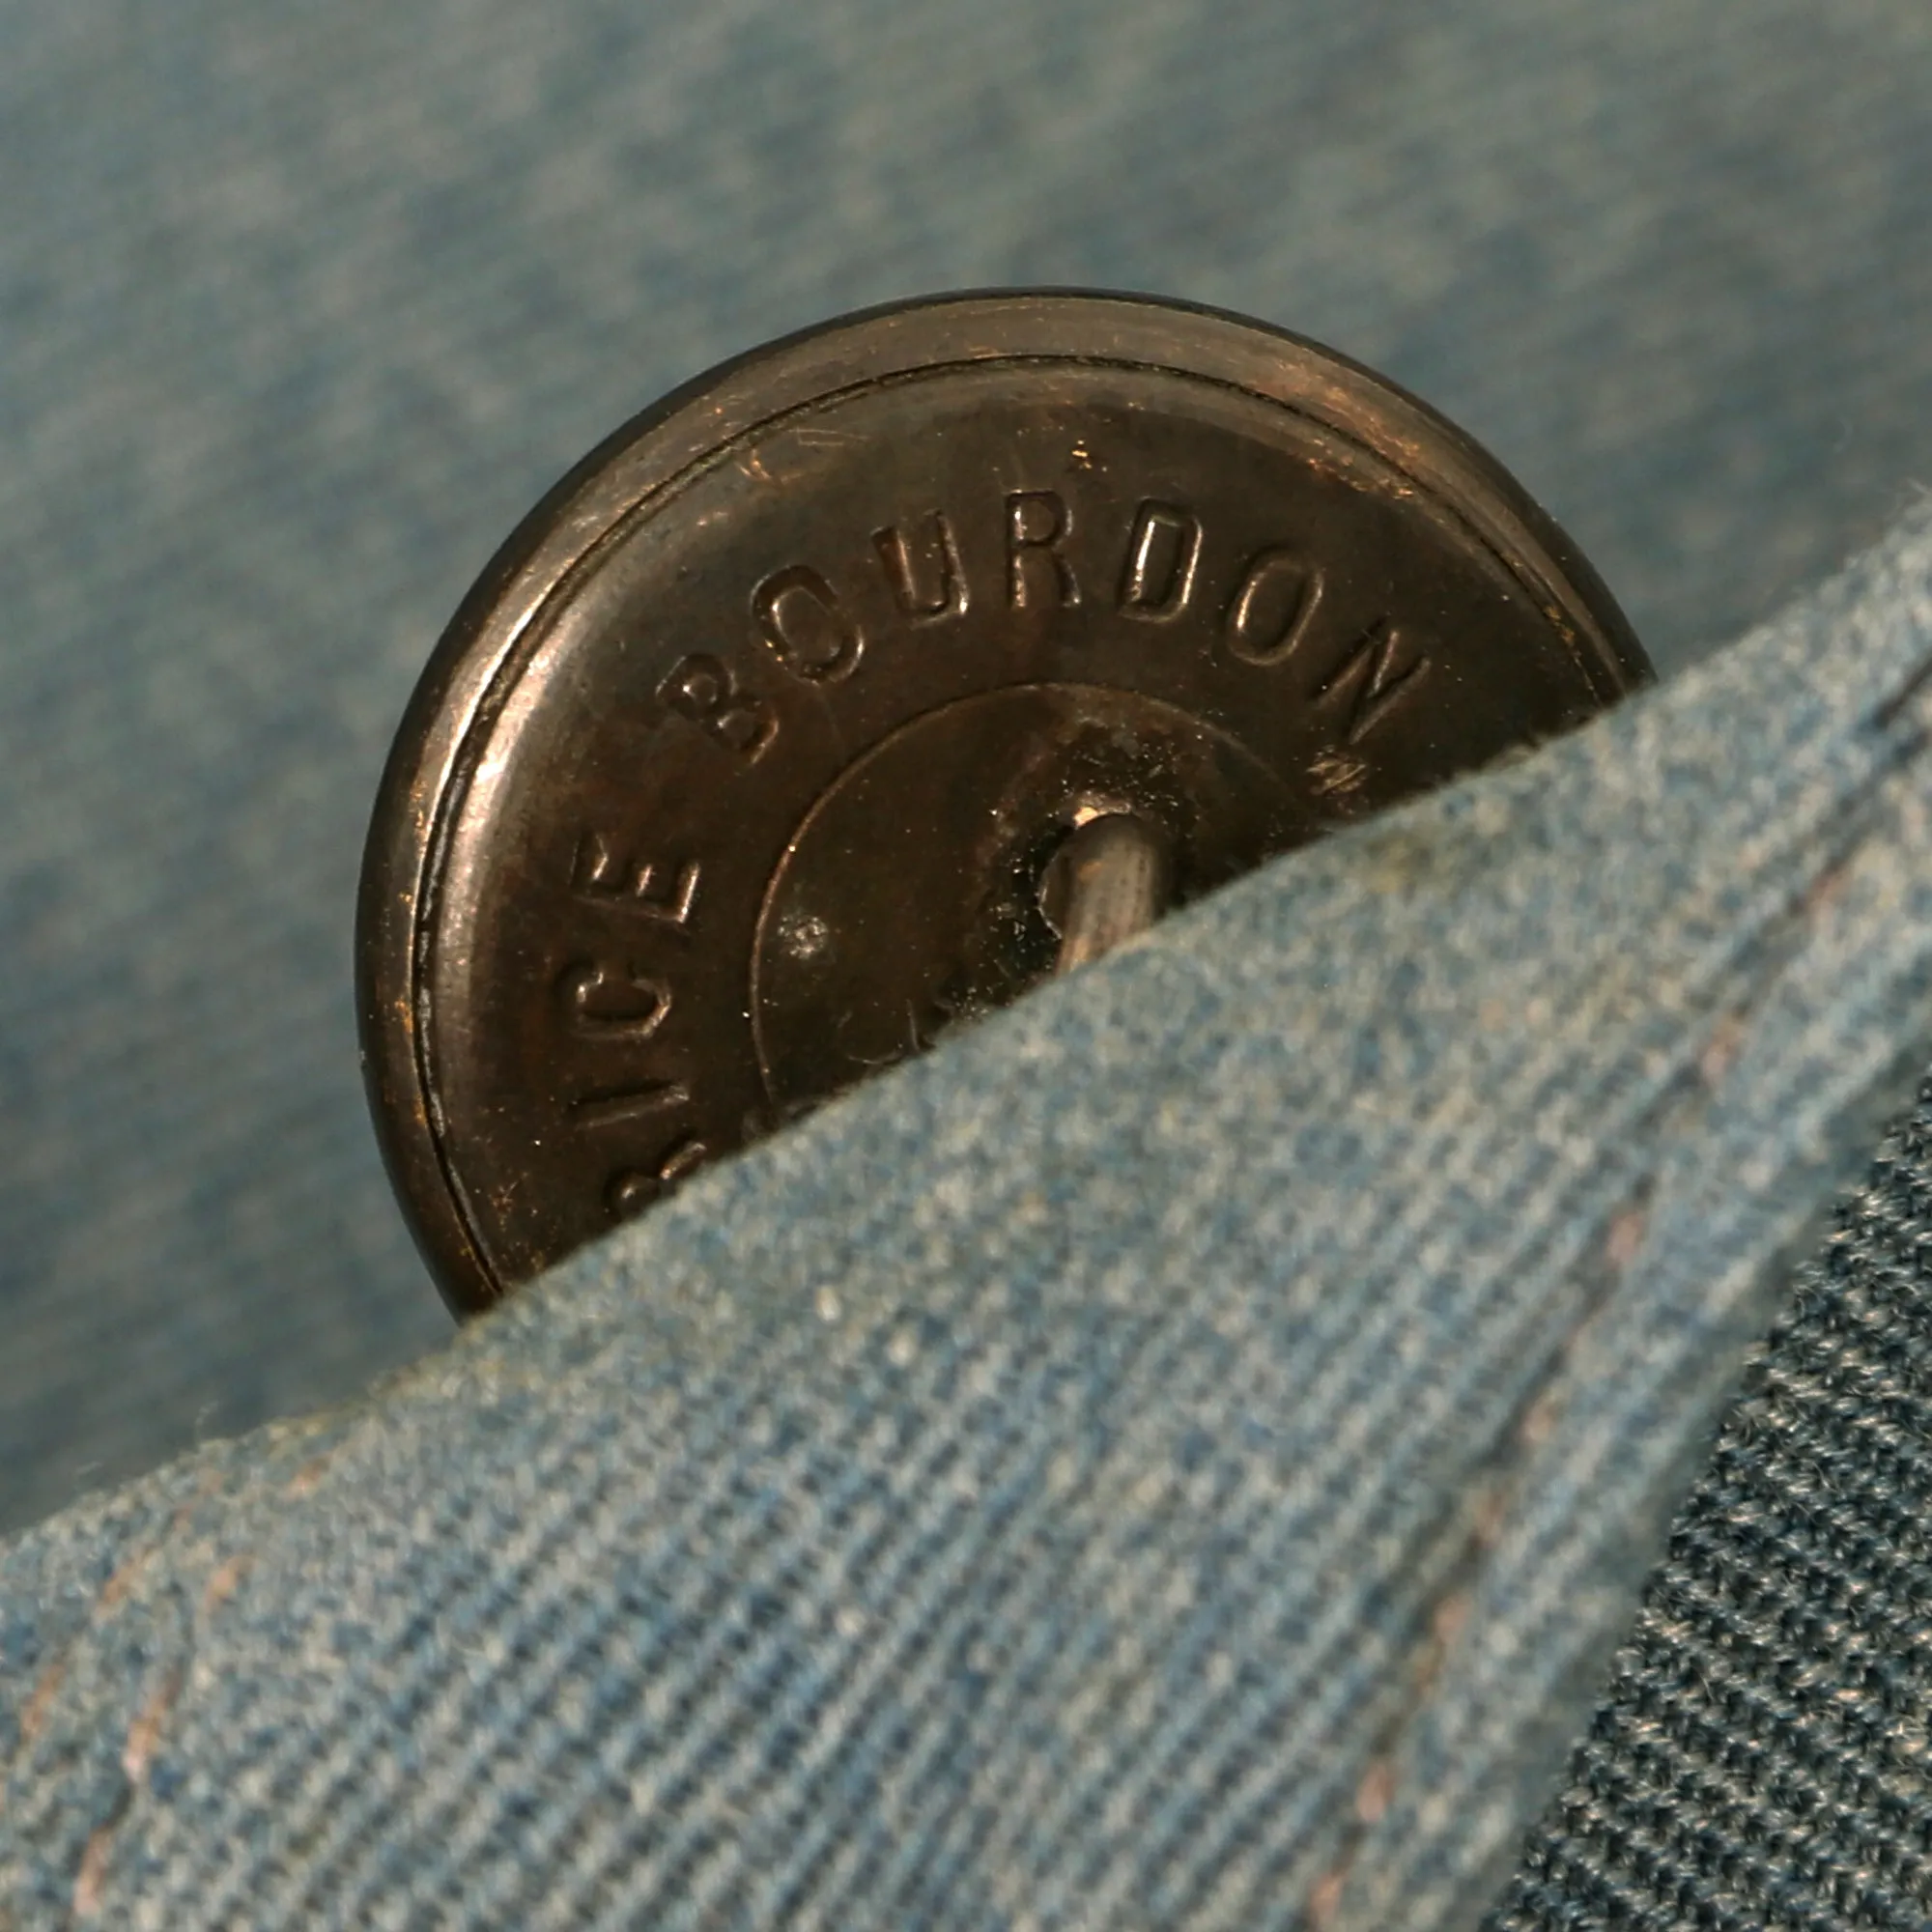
[4,1,1932,1533]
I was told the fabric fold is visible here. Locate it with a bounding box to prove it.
[8,509,1932,1928]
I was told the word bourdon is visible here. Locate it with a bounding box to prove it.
[656,490,1434,762]
[559,490,1435,1214]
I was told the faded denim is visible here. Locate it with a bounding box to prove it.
[8,511,1932,1925]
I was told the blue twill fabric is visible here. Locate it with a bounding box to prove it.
[10,3,1932,1927]
[8,513,1932,1925]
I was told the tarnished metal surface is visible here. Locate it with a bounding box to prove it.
[358,292,1650,1315]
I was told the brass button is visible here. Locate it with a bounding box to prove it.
[358,291,1650,1316]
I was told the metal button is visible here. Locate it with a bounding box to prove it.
[358,291,1651,1316]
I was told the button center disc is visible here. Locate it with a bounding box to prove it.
[753,682,1293,1116]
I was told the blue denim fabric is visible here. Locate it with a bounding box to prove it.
[6,512,1932,1927]
[6,1,1932,1535]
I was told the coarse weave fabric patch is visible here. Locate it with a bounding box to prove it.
[1497,1083,1932,1928]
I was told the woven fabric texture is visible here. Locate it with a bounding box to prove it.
[1498,1091,1932,1927]
[6,510,1932,1928]
[7,0,1932,1534]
